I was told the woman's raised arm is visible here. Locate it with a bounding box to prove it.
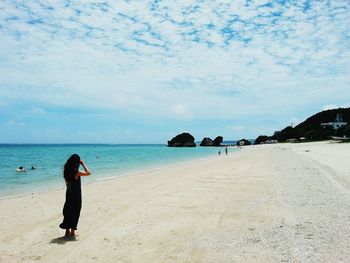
[76,160,91,177]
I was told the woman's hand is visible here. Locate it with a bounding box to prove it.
[77,159,91,176]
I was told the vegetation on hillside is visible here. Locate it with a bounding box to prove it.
[254,108,350,144]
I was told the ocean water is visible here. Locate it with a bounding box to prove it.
[0,144,229,197]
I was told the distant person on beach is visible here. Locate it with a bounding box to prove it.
[225,147,228,155]
[218,150,221,156]
[59,154,91,238]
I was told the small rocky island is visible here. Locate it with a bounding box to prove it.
[200,136,223,146]
[167,132,196,147]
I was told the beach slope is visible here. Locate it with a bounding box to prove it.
[1,141,350,262]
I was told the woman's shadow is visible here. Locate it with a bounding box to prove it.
[50,236,77,244]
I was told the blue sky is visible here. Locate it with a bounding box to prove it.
[0,0,349,143]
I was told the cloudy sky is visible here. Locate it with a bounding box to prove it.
[0,0,349,143]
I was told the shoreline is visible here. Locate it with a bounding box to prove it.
[0,144,223,199]
[0,149,224,200]
[1,141,350,262]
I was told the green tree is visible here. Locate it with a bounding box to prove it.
[343,124,350,137]
[254,135,270,144]
[304,130,318,140]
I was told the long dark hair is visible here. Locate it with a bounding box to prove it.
[64,154,80,182]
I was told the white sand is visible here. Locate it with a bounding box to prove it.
[1,141,350,263]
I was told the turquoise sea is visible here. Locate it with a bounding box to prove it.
[0,144,228,198]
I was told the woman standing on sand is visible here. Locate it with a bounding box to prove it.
[59,154,91,237]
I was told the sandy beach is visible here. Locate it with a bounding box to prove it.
[1,141,350,263]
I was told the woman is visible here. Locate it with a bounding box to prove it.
[59,154,91,237]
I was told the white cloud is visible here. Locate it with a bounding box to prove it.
[0,0,349,125]
[227,125,245,132]
[31,106,45,114]
[5,120,26,127]
[171,104,193,120]
[322,104,338,111]
[322,103,350,111]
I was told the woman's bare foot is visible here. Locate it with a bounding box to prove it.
[70,229,76,237]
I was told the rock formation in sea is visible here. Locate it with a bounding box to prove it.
[200,136,223,146]
[213,136,223,146]
[167,132,196,147]
[200,137,213,146]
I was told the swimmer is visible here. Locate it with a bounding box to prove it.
[16,166,26,173]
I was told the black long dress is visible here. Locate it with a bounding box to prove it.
[59,177,82,230]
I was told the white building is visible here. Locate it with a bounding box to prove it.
[321,113,347,130]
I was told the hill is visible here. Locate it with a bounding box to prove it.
[255,108,350,144]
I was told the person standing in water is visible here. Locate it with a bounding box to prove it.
[59,154,91,238]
